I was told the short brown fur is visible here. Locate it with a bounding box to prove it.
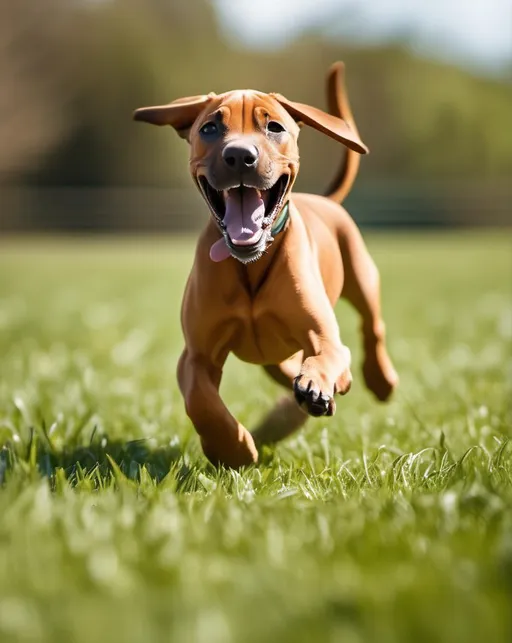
[134,63,398,468]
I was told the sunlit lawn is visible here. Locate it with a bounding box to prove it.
[0,232,510,643]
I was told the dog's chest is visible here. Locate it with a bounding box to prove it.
[226,289,302,365]
[231,314,300,365]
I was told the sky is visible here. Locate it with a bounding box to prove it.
[214,0,512,75]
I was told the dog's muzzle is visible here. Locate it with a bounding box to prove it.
[197,175,290,263]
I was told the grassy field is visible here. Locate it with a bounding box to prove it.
[0,232,510,643]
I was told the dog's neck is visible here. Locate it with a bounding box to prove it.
[239,200,291,294]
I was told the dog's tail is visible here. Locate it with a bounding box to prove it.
[324,62,362,204]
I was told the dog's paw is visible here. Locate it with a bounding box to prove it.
[362,343,398,402]
[293,375,336,417]
[201,429,258,470]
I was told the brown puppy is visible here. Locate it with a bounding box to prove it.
[134,62,398,468]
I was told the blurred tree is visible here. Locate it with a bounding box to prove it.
[22,0,230,187]
[0,0,75,179]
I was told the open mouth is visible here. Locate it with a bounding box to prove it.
[198,175,289,263]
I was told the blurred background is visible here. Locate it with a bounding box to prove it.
[0,0,511,233]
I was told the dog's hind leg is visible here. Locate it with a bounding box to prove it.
[337,215,398,401]
[252,355,308,446]
[252,396,308,447]
[262,353,302,390]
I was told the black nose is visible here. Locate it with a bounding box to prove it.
[222,142,259,170]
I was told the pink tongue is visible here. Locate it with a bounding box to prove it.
[210,238,231,262]
[209,187,265,262]
[224,188,265,243]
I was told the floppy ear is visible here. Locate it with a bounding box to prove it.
[270,93,368,154]
[133,93,215,139]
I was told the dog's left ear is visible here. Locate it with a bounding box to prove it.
[133,93,216,139]
[270,93,368,154]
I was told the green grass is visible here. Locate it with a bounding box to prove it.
[0,232,511,643]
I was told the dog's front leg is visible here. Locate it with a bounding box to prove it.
[293,303,352,417]
[177,350,258,468]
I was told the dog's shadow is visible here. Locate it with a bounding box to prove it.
[0,430,206,491]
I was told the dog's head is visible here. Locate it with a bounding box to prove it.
[134,88,367,264]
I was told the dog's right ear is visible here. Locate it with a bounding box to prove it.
[270,92,368,154]
[133,93,215,139]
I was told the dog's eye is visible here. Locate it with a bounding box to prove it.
[200,122,218,136]
[267,121,286,134]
